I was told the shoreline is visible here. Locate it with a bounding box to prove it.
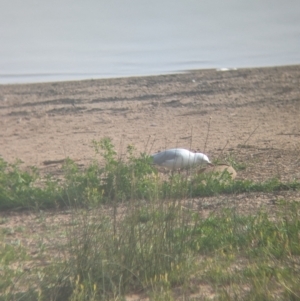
[0,64,299,86]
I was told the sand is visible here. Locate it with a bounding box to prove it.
[1,65,299,182]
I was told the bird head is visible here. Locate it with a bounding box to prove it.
[195,153,213,166]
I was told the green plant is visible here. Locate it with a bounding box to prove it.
[24,201,299,300]
[224,153,247,171]
[1,140,300,211]
[92,138,156,203]
[0,158,62,209]
[0,232,30,297]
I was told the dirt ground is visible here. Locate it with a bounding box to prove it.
[1,65,300,178]
[1,65,300,208]
[1,65,300,299]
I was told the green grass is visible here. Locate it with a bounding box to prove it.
[2,201,299,300]
[0,229,31,299]
[223,153,247,171]
[0,138,299,210]
[0,138,300,300]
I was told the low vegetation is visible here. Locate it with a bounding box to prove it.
[0,138,300,300]
[1,138,299,210]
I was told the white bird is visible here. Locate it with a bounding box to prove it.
[151,148,212,170]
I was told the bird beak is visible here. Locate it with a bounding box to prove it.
[207,162,214,167]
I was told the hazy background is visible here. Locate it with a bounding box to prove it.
[1,0,300,84]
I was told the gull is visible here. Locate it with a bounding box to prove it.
[151,148,212,171]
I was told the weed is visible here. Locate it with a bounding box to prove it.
[224,153,247,171]
[1,139,299,210]
[0,157,62,209]
[0,232,30,297]
[1,139,300,300]
[14,201,297,300]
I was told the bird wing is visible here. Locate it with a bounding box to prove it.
[152,150,179,165]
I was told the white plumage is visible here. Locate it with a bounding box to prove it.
[151,148,212,170]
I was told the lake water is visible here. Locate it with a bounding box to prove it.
[0,0,300,84]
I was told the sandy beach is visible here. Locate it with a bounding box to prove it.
[1,65,299,182]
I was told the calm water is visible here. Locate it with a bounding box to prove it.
[1,0,300,84]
